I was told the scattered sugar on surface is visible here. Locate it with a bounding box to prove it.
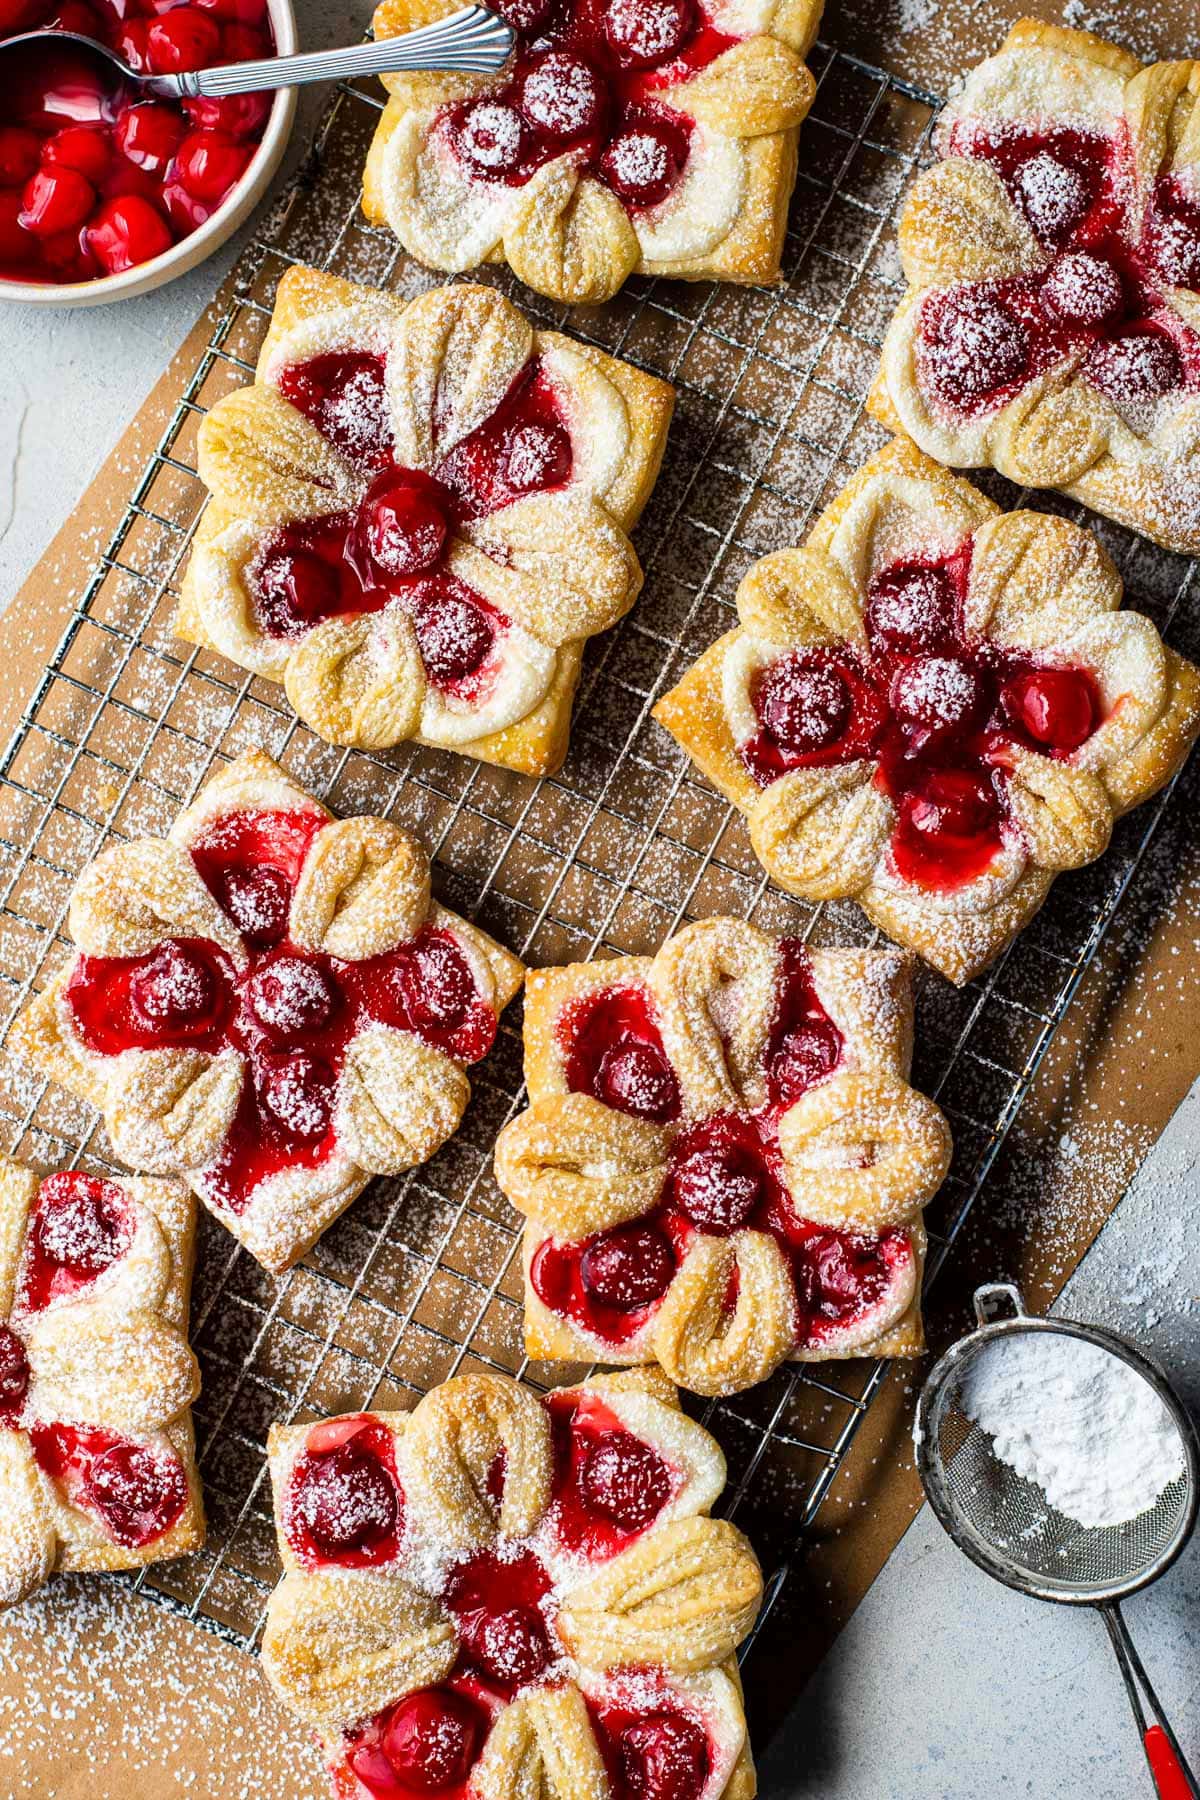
[0,1579,322,1796]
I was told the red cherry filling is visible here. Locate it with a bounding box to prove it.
[456,99,526,175]
[892,767,1004,891]
[349,1689,486,1796]
[246,954,338,1042]
[216,863,292,950]
[563,986,680,1123]
[619,1712,710,1800]
[31,1424,188,1546]
[1083,328,1183,403]
[1003,666,1098,754]
[257,1052,335,1141]
[376,930,478,1040]
[413,587,496,687]
[578,1430,672,1532]
[598,112,688,209]
[127,939,226,1036]
[790,1225,906,1343]
[866,561,957,652]
[276,351,391,469]
[444,1547,555,1694]
[1040,251,1126,329]
[602,0,694,68]
[20,1173,133,1311]
[1149,174,1200,288]
[1010,149,1093,246]
[0,1325,29,1421]
[288,1420,402,1566]
[922,286,1030,411]
[519,52,607,139]
[757,657,851,754]
[360,474,449,580]
[0,3,274,286]
[670,1123,762,1233]
[492,0,555,26]
[580,1222,677,1310]
[889,654,986,739]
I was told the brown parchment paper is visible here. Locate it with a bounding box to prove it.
[4,1,1200,1792]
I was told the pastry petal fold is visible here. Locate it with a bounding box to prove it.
[505,161,640,306]
[105,1047,244,1174]
[735,544,865,648]
[198,385,361,525]
[402,1371,553,1551]
[494,1093,668,1237]
[25,1304,199,1434]
[472,1685,612,1800]
[336,1026,470,1175]
[649,917,776,1114]
[388,283,534,469]
[651,1232,795,1399]
[776,1070,952,1230]
[898,157,1043,288]
[1005,750,1114,870]
[69,840,243,962]
[380,110,514,272]
[262,1568,458,1732]
[557,1514,762,1672]
[673,35,815,137]
[460,492,641,646]
[282,610,426,750]
[289,817,431,960]
[749,763,892,899]
[965,510,1123,646]
[0,1431,56,1607]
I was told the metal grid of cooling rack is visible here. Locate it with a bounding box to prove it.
[1,37,1198,1747]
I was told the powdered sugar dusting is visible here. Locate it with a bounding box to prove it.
[958,1329,1185,1528]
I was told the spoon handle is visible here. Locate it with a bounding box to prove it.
[172,3,514,97]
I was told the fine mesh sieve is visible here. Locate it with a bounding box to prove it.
[915,1283,1200,1799]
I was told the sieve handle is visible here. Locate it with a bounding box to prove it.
[1100,1604,1200,1798]
[971,1281,1028,1325]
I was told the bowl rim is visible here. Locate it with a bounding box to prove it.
[0,0,299,306]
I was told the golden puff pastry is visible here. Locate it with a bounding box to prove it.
[261,1368,759,1798]
[654,440,1200,984]
[0,1154,203,1607]
[178,267,673,775]
[361,0,823,303]
[493,916,951,1395]
[871,19,1200,555]
[8,749,523,1275]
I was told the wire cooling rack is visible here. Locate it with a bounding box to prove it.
[1,36,1198,1750]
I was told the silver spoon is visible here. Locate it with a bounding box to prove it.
[0,3,514,100]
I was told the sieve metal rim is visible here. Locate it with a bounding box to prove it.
[914,1283,1200,1607]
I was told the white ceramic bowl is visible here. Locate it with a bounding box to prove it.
[0,0,297,308]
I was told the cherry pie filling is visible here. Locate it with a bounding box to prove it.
[284,1414,405,1569]
[63,808,496,1215]
[17,1172,135,1312]
[588,1672,717,1800]
[546,1389,676,1559]
[739,546,1105,893]
[30,1421,189,1546]
[251,349,574,702]
[533,943,909,1351]
[0,0,275,286]
[918,122,1200,420]
[434,0,739,215]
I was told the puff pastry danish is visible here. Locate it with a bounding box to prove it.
[360,0,823,303]
[654,440,1200,984]
[0,1154,203,1607]
[178,267,673,773]
[9,750,523,1274]
[871,20,1200,555]
[493,917,951,1395]
[262,1368,759,1799]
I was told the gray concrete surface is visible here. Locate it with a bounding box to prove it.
[1,16,1197,1795]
